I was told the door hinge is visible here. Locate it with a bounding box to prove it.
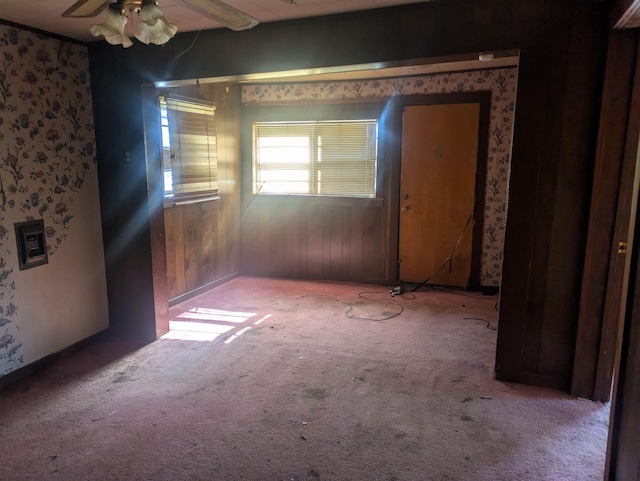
[618,241,627,254]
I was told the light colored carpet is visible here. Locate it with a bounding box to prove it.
[0,277,609,480]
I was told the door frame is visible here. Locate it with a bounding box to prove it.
[386,92,492,289]
[607,206,640,480]
[141,83,170,339]
[572,31,640,403]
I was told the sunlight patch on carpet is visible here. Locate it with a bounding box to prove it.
[162,307,260,342]
[176,307,256,323]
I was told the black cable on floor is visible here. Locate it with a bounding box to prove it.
[299,292,404,321]
[463,317,498,331]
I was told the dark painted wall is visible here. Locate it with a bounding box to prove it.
[88,0,608,389]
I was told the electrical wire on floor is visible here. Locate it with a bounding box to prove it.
[463,317,497,331]
[410,213,474,293]
[299,290,408,321]
[360,289,416,301]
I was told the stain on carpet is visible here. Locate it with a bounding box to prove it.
[303,388,328,400]
[112,365,138,383]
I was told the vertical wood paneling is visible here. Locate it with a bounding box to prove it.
[242,201,387,282]
[215,85,229,279]
[215,82,237,279]
[172,207,185,296]
[183,205,199,292]
[241,207,260,273]
[330,209,343,275]
[269,209,286,273]
[164,208,177,296]
[496,4,608,391]
[322,207,332,275]
[240,101,393,283]
[163,82,242,301]
[199,203,215,284]
[284,210,301,274]
[308,206,326,276]
[362,207,382,280]
[539,6,608,382]
[342,209,352,278]
[258,207,271,274]
[299,209,309,274]
[350,207,364,279]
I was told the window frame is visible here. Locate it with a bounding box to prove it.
[242,102,387,207]
[160,94,220,207]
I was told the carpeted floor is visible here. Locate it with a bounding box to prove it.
[0,277,609,480]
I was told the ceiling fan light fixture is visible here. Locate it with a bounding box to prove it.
[135,1,177,45]
[89,4,133,47]
[175,0,258,31]
[139,0,165,25]
[135,20,177,45]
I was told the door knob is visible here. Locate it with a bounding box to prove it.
[402,194,409,200]
[401,206,409,212]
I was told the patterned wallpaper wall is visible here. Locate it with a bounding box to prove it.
[242,67,518,286]
[0,26,99,376]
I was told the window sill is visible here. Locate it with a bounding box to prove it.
[251,195,384,208]
[164,194,220,208]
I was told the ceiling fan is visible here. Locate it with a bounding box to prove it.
[62,0,263,47]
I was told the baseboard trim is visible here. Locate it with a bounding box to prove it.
[0,329,109,390]
[168,272,240,307]
[495,370,570,393]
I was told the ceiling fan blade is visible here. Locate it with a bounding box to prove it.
[175,0,258,31]
[62,0,110,18]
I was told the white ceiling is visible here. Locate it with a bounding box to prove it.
[0,0,433,43]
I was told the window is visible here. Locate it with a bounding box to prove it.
[160,96,218,204]
[252,119,378,198]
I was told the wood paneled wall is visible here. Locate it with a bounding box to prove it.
[240,101,392,283]
[241,200,387,282]
[495,6,608,391]
[162,83,242,301]
[240,92,490,286]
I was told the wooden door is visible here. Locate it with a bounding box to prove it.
[572,31,638,402]
[606,225,640,480]
[573,32,640,405]
[398,103,480,287]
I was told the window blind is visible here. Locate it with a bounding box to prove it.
[253,120,377,198]
[165,97,217,200]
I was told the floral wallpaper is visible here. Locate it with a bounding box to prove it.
[0,26,96,375]
[242,67,518,286]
